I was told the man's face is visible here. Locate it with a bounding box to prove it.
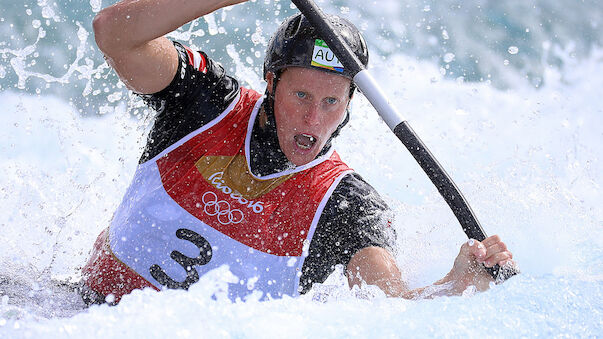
[267,67,351,166]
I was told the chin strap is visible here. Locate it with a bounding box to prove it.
[261,73,279,129]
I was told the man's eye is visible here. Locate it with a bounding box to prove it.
[325,97,338,105]
[296,91,306,99]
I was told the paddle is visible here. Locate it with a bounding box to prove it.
[290,0,518,282]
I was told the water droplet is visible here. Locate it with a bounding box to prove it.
[443,53,455,63]
[90,0,102,13]
[508,46,519,55]
[77,26,88,42]
[105,294,115,304]
[32,20,41,28]
[41,6,55,19]
[503,59,510,66]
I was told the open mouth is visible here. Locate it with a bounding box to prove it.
[294,133,317,150]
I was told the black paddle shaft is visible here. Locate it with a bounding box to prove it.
[290,0,517,282]
[395,122,513,281]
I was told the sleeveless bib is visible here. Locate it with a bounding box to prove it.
[83,88,352,302]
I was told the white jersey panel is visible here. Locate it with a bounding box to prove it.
[109,161,311,300]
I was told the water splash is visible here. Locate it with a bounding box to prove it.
[0,22,107,97]
[0,1,602,336]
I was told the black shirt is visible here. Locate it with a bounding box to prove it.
[138,41,394,294]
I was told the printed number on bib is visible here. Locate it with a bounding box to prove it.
[149,228,213,290]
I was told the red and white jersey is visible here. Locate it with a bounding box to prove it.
[83,88,352,302]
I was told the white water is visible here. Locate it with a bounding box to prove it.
[1,2,602,336]
[1,48,601,336]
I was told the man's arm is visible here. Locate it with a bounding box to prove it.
[347,235,514,299]
[93,0,247,94]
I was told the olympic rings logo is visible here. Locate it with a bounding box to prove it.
[201,191,244,225]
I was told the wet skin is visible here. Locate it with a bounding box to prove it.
[266,67,352,166]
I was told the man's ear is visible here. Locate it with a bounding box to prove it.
[265,71,275,95]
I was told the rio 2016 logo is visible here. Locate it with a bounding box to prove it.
[201,191,244,225]
[207,171,264,213]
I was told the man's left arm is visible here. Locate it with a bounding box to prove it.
[346,235,515,299]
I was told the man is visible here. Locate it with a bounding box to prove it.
[82,0,514,304]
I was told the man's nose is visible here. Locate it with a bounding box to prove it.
[303,104,321,126]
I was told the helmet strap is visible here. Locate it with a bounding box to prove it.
[261,70,281,128]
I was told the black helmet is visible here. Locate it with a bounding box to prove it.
[263,12,369,80]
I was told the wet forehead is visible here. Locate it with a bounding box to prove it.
[279,67,351,96]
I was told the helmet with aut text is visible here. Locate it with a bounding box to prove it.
[263,12,369,80]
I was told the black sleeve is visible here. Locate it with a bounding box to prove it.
[137,41,240,163]
[298,172,396,294]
